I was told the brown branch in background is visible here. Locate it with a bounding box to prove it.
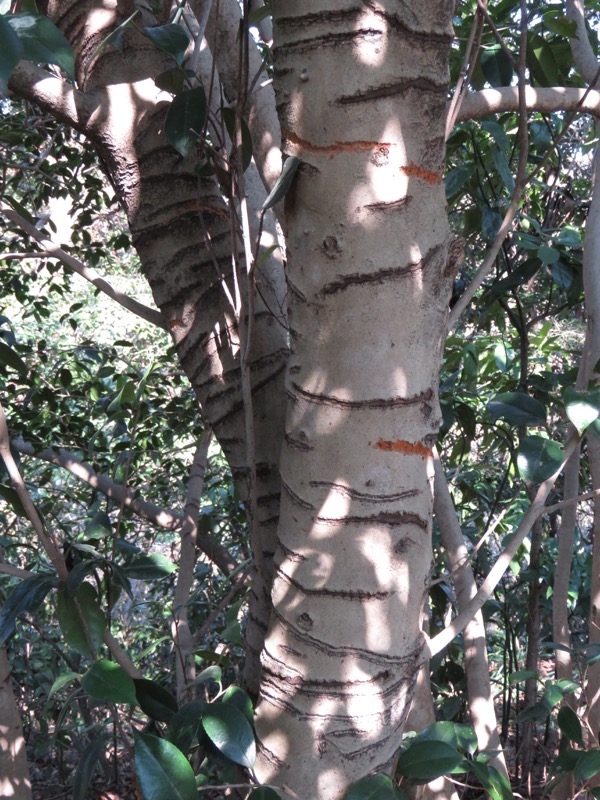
[0,203,166,330]
[10,437,238,576]
[447,0,530,332]
[0,404,68,581]
[456,86,600,122]
[172,432,212,703]
[446,5,485,139]
[427,431,580,659]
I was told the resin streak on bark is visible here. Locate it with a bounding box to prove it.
[255,2,455,797]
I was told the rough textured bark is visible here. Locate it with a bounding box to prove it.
[20,0,289,692]
[0,645,32,800]
[254,3,456,797]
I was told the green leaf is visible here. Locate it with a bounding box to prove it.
[509,669,537,684]
[542,683,565,711]
[155,67,185,95]
[5,13,74,78]
[574,749,600,783]
[0,16,23,95]
[557,706,584,746]
[517,436,564,483]
[166,700,204,753]
[165,86,207,158]
[480,44,513,87]
[123,553,176,580]
[143,23,190,66]
[72,734,110,800]
[134,678,178,723]
[0,573,56,643]
[57,583,105,658]
[48,671,80,700]
[221,107,253,172]
[344,773,407,800]
[555,227,582,247]
[491,146,514,194]
[445,165,473,199]
[551,261,574,291]
[482,207,503,241]
[538,245,560,265]
[81,660,137,705]
[222,685,254,722]
[201,702,256,768]
[85,511,113,538]
[134,733,197,800]
[396,740,464,781]
[190,664,222,687]
[411,720,457,749]
[564,387,600,435]
[543,12,577,38]
[487,392,546,426]
[0,485,26,517]
[0,340,28,374]
[516,702,549,723]
[470,760,515,800]
[262,156,302,210]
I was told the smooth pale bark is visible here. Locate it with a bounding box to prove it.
[0,646,32,800]
[254,4,456,797]
[22,0,289,692]
[433,457,508,779]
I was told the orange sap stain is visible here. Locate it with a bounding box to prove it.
[399,163,442,185]
[373,439,433,458]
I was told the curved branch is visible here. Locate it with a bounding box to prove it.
[456,86,600,123]
[1,203,166,331]
[7,62,93,131]
[566,0,599,86]
[10,437,238,576]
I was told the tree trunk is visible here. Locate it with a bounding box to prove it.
[0,645,33,800]
[254,3,456,797]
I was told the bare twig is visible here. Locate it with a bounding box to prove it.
[0,203,166,330]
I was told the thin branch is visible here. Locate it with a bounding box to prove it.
[425,431,580,660]
[10,437,238,576]
[0,562,32,579]
[0,203,166,330]
[446,5,485,139]
[456,86,600,123]
[448,3,530,331]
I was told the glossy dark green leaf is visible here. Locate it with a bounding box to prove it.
[222,685,254,722]
[445,165,474,199]
[86,511,112,538]
[517,436,564,483]
[480,44,513,87]
[574,750,600,783]
[487,392,546,426]
[551,261,574,291]
[516,702,549,723]
[509,669,537,684]
[411,721,457,749]
[470,760,514,800]
[5,13,74,78]
[81,660,137,705]
[396,740,464,781]
[201,702,256,768]
[143,23,190,66]
[262,156,302,210]
[0,340,27,374]
[72,733,110,800]
[134,733,197,800]
[482,207,503,241]
[538,245,560,265]
[344,773,408,800]
[190,664,222,687]
[134,678,178,723]
[564,387,600,435]
[488,258,541,299]
[64,559,103,599]
[0,485,26,517]
[155,67,185,95]
[165,86,207,158]
[57,583,105,657]
[166,700,204,753]
[0,573,56,643]
[0,16,23,95]
[542,683,565,711]
[557,706,584,746]
[491,146,514,194]
[123,553,176,580]
[543,12,577,37]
